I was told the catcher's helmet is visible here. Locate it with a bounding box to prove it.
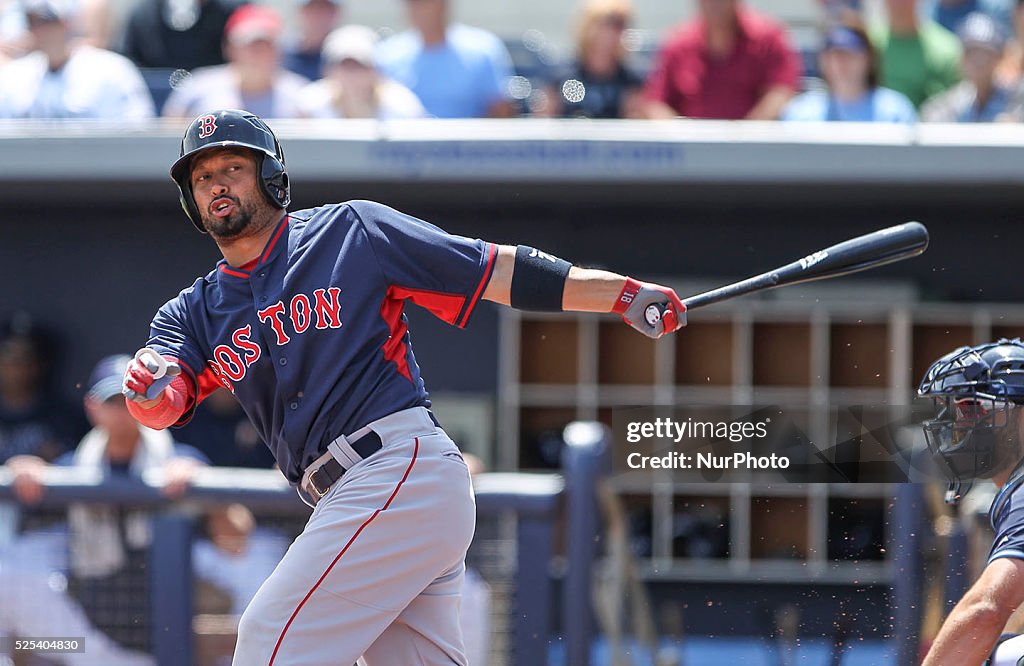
[918,338,1024,504]
[170,109,290,233]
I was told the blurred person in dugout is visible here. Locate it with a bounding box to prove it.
[923,12,1023,121]
[375,0,516,118]
[0,0,154,118]
[117,0,245,70]
[175,388,276,468]
[642,0,801,119]
[0,565,155,666]
[161,4,308,119]
[783,23,916,122]
[871,0,962,108]
[296,25,426,119]
[540,0,645,118]
[6,355,208,656]
[0,317,81,467]
[0,316,83,552]
[282,0,342,81]
[192,504,288,617]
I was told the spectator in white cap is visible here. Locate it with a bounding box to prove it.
[162,4,309,119]
[297,24,425,119]
[923,12,1018,121]
[283,0,342,81]
[0,0,154,118]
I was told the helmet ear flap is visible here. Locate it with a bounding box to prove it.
[260,155,290,209]
[180,182,207,234]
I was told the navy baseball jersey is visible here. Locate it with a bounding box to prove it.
[145,200,497,483]
[989,472,1024,564]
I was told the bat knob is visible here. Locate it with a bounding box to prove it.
[644,304,663,327]
[135,348,168,380]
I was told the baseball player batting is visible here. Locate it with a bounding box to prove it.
[120,109,685,665]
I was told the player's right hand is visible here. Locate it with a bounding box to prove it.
[122,348,182,403]
[613,278,687,339]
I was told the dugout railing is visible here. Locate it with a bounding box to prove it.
[0,424,609,666]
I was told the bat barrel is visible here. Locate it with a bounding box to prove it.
[681,222,929,312]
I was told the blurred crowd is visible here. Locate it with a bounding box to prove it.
[0,0,1023,123]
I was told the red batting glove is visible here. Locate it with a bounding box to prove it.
[122,352,181,403]
[613,278,687,339]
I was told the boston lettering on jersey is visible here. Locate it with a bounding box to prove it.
[209,287,343,386]
[146,201,497,483]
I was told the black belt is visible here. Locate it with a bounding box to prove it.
[307,411,440,498]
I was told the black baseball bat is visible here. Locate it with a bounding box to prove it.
[681,221,929,311]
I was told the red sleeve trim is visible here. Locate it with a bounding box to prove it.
[170,363,224,427]
[457,242,498,328]
[390,285,466,325]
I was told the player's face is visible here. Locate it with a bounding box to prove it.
[190,148,265,239]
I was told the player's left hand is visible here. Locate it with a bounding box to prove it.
[123,348,181,403]
[613,278,687,339]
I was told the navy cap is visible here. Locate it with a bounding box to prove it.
[823,26,869,53]
[87,354,131,402]
[958,12,1006,51]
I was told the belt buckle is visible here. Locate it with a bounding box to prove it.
[306,465,331,500]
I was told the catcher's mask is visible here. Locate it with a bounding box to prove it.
[170,109,289,233]
[918,339,1024,504]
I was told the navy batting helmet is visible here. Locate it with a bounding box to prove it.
[918,339,1024,504]
[170,109,290,233]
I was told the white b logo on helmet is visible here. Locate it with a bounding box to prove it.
[198,115,217,139]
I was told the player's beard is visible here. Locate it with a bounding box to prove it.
[202,196,261,239]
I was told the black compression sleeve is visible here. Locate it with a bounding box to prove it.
[509,245,572,311]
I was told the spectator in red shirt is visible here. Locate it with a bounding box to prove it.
[643,0,801,119]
